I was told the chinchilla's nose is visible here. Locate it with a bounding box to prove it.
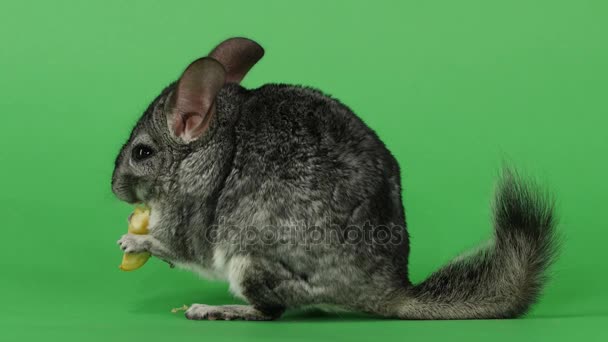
[111,173,139,204]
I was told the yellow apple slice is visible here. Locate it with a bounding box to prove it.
[128,206,150,235]
[119,206,151,271]
[119,251,151,271]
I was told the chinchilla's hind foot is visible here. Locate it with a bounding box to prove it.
[185,304,283,321]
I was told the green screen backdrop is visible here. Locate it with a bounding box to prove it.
[1,0,606,341]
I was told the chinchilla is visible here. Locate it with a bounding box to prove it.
[112,37,558,320]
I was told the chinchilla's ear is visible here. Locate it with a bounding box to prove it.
[209,37,264,84]
[168,38,263,143]
[169,57,226,143]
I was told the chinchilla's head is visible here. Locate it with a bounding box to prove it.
[111,37,264,205]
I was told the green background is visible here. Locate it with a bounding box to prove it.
[1,0,606,340]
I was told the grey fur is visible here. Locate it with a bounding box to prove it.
[112,38,558,321]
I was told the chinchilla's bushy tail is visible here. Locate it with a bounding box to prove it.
[397,168,558,319]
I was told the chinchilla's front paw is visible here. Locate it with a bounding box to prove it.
[117,234,150,254]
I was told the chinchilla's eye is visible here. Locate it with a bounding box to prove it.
[132,144,155,162]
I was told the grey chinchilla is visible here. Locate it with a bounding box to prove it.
[112,37,558,320]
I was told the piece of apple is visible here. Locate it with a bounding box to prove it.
[128,206,150,235]
[119,251,151,271]
[119,206,151,271]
